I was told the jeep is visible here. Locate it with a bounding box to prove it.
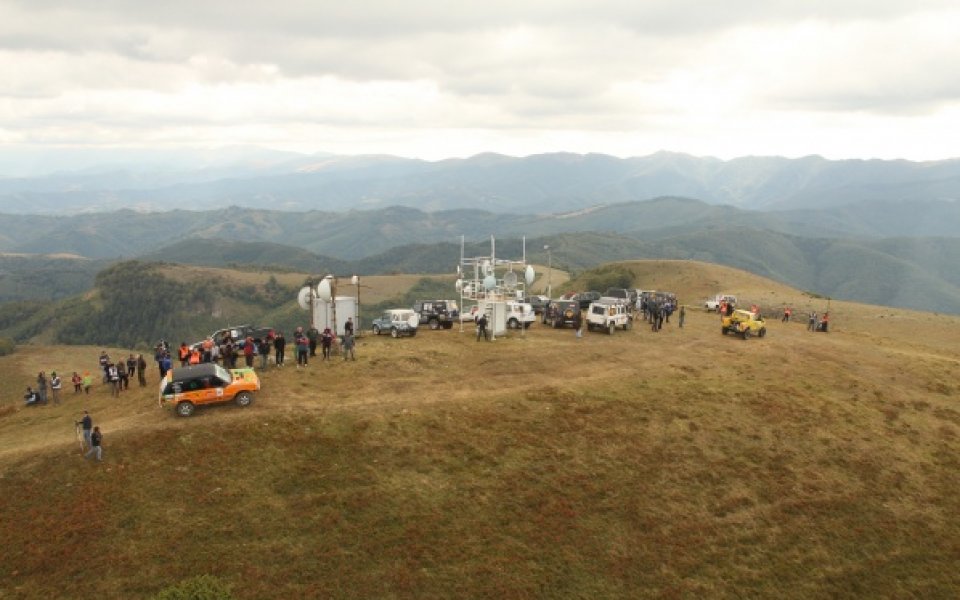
[721,309,767,339]
[586,300,632,334]
[158,363,260,417]
[505,301,536,329]
[544,299,581,328]
[413,300,458,330]
[371,309,419,338]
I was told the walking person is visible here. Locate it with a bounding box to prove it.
[573,308,583,339]
[679,305,686,328]
[84,426,103,462]
[126,354,137,385]
[342,331,356,361]
[77,410,93,450]
[99,351,110,383]
[107,363,120,397]
[82,371,93,394]
[137,354,147,387]
[50,372,62,405]
[117,360,129,391]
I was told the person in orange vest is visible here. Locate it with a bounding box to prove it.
[782,307,792,322]
[189,347,201,365]
[202,337,214,363]
[819,311,830,332]
[719,300,727,318]
[178,342,190,367]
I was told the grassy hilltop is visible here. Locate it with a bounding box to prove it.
[1,260,959,599]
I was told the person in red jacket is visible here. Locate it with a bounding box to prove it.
[243,336,255,367]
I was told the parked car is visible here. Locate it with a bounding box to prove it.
[191,324,274,351]
[721,309,766,339]
[544,299,581,328]
[158,363,260,417]
[603,288,636,305]
[506,301,536,329]
[372,309,419,338]
[705,294,738,312]
[523,295,550,315]
[413,300,458,330]
[586,300,632,334]
[576,290,602,309]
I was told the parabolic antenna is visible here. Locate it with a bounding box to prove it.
[524,265,535,285]
[407,315,420,328]
[297,286,313,311]
[317,278,332,301]
[455,279,463,292]
[503,271,518,290]
[483,274,497,290]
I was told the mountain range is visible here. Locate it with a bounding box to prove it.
[2,150,960,215]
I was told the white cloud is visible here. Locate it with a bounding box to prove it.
[0,0,959,161]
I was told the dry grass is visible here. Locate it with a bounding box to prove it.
[1,260,959,598]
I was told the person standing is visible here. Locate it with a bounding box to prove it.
[257,337,270,369]
[345,317,354,337]
[37,371,48,404]
[117,360,129,391]
[274,331,286,367]
[71,371,82,394]
[243,336,255,368]
[82,372,93,394]
[77,410,93,450]
[573,308,583,339]
[321,328,333,360]
[84,426,103,462]
[107,363,120,397]
[476,313,488,341]
[159,353,172,378]
[342,331,356,361]
[679,305,686,328]
[50,372,62,405]
[137,354,147,386]
[307,325,319,358]
[99,351,110,383]
[295,332,309,367]
[126,354,137,383]
[808,311,817,332]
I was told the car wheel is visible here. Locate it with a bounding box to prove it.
[443,322,454,330]
[742,329,750,340]
[410,330,417,337]
[608,322,616,335]
[372,325,381,335]
[508,318,518,329]
[235,391,254,408]
[524,321,532,329]
[721,327,728,335]
[176,401,195,417]
[429,318,440,330]
[758,328,766,338]
[391,327,400,338]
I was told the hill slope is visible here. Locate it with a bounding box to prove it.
[2,261,958,598]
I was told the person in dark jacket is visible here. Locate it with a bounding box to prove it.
[77,410,93,449]
[137,354,147,387]
[84,426,103,462]
[476,314,489,341]
[307,326,319,357]
[273,331,286,367]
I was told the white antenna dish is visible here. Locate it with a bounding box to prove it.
[407,315,420,328]
[297,286,312,311]
[524,265,535,285]
[503,271,518,289]
[483,275,497,291]
[317,278,332,301]
[455,279,463,292]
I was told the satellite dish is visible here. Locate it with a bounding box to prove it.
[317,278,332,301]
[524,265,535,285]
[483,274,497,290]
[455,279,463,292]
[463,284,473,295]
[503,271,518,289]
[407,315,420,328]
[297,286,313,311]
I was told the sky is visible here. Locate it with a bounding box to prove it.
[1,0,960,165]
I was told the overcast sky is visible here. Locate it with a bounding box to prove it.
[1,0,959,163]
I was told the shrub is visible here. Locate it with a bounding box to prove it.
[153,575,234,600]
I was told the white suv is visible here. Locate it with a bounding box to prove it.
[505,301,536,329]
[586,300,631,334]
